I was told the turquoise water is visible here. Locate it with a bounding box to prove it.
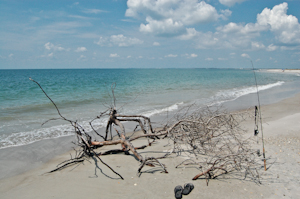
[1,68,299,148]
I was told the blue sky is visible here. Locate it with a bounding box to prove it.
[1,0,300,69]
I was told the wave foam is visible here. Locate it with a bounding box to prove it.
[143,102,184,117]
[212,81,284,105]
[0,119,107,149]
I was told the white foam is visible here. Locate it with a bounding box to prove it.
[0,118,108,149]
[143,102,184,117]
[211,81,284,105]
[1,102,185,149]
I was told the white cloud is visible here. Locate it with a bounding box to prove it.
[140,17,184,35]
[127,55,132,58]
[82,9,106,14]
[126,0,228,36]
[44,42,53,50]
[205,57,213,61]
[110,53,119,58]
[241,53,250,58]
[256,2,300,44]
[127,1,300,50]
[44,42,65,51]
[256,59,261,62]
[179,28,198,40]
[8,53,14,58]
[190,53,198,58]
[183,22,261,49]
[165,54,178,58]
[153,42,160,46]
[48,52,54,57]
[95,35,143,47]
[75,47,87,52]
[251,42,265,50]
[220,9,232,20]
[77,55,87,61]
[266,44,278,51]
[183,3,300,50]
[219,0,247,7]
[218,57,228,60]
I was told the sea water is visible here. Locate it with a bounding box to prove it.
[1,68,299,149]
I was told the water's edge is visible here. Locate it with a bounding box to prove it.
[1,80,300,180]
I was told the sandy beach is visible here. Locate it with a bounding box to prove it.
[0,91,300,199]
[267,69,300,74]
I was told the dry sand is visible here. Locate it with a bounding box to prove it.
[0,94,300,199]
[267,69,300,74]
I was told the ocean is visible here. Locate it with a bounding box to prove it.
[1,68,300,149]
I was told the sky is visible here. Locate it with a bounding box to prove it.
[1,0,300,69]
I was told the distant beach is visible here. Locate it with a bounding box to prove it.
[267,69,300,74]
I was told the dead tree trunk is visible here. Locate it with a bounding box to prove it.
[30,78,261,183]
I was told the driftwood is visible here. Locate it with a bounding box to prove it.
[169,106,261,185]
[30,79,261,184]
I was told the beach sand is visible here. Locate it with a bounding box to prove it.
[0,93,300,199]
[267,69,300,74]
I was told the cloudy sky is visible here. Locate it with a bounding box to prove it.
[1,0,300,69]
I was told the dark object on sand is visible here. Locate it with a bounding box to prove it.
[254,129,259,136]
[174,185,183,199]
[182,183,194,195]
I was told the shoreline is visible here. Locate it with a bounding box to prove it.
[0,92,300,198]
[1,79,300,179]
[266,69,300,74]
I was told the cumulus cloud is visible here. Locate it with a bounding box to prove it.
[251,42,265,50]
[241,53,250,58]
[126,0,229,36]
[75,47,87,52]
[219,0,247,7]
[205,57,213,61]
[256,2,300,44]
[110,53,119,58]
[96,34,143,47]
[77,55,87,61]
[181,2,300,50]
[41,52,54,58]
[44,42,65,51]
[179,28,198,40]
[266,44,278,51]
[153,42,160,46]
[220,9,232,20]
[140,17,184,35]
[190,53,198,58]
[165,54,178,58]
[185,21,267,49]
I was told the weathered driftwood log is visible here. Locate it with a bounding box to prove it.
[31,78,261,184]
